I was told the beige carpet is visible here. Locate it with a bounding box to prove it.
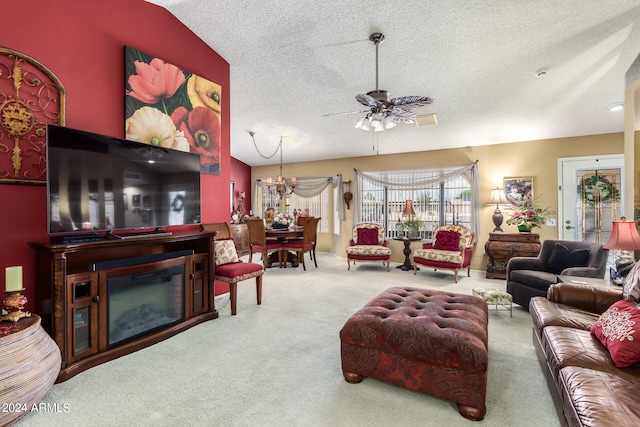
[15,253,559,427]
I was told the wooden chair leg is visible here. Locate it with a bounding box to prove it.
[467,265,471,277]
[256,275,262,305]
[313,248,318,268]
[300,249,306,271]
[454,270,459,283]
[347,258,351,270]
[230,282,238,315]
[249,251,253,263]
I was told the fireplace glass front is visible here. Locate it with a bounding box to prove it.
[107,264,184,347]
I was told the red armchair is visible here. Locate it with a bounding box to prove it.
[412,225,475,282]
[346,223,392,271]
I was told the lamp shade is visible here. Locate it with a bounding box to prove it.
[403,200,416,216]
[486,188,509,206]
[604,219,640,251]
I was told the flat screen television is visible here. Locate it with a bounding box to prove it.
[47,124,201,236]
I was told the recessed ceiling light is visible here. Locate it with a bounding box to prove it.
[606,102,624,112]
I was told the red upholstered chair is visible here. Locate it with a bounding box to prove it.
[412,224,475,282]
[212,238,264,315]
[245,217,283,268]
[346,223,392,271]
[283,217,320,271]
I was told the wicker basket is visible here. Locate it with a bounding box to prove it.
[0,315,61,426]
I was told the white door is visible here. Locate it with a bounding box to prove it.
[558,155,624,243]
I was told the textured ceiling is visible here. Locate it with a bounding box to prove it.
[147,0,640,166]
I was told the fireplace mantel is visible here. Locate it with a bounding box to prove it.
[30,231,217,382]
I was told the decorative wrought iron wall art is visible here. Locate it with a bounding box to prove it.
[0,47,65,185]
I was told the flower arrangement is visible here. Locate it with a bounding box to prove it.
[271,212,292,229]
[506,198,554,231]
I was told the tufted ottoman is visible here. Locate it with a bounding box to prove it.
[339,287,489,420]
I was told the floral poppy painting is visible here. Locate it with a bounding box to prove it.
[125,46,221,174]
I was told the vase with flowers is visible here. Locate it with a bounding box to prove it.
[506,198,554,232]
[271,212,292,229]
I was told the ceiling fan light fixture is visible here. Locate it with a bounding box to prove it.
[356,115,371,131]
[370,112,383,127]
[383,115,396,129]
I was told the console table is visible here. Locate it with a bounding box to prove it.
[30,231,217,382]
[484,232,541,279]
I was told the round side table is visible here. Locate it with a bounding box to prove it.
[394,237,422,271]
[0,315,61,426]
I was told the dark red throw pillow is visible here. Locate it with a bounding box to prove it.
[357,227,379,245]
[433,230,461,251]
[591,300,640,368]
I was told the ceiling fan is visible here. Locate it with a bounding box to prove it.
[327,32,435,131]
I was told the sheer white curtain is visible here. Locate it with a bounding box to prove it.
[353,162,480,237]
[253,175,345,220]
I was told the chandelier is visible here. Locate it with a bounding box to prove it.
[250,132,297,196]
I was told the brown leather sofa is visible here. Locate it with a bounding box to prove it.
[530,281,640,426]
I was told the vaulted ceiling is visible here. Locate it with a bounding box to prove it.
[147,1,640,166]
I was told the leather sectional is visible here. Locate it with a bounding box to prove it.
[530,281,640,426]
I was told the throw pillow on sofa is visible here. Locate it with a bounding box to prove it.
[591,299,640,368]
[545,243,589,274]
[214,238,240,265]
[357,227,379,245]
[433,230,461,251]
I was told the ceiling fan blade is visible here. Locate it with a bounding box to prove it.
[322,109,370,117]
[390,96,433,108]
[390,110,418,124]
[355,93,381,108]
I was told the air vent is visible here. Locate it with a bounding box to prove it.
[416,113,438,127]
[124,172,141,181]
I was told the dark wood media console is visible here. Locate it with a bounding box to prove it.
[30,231,217,382]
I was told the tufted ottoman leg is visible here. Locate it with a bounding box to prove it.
[340,287,489,420]
[457,403,486,421]
[342,371,363,384]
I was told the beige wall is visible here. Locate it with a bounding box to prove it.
[252,133,624,271]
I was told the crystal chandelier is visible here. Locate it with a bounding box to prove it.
[250,132,296,196]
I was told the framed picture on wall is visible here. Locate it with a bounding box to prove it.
[503,177,533,207]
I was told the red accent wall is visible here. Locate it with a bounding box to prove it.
[231,157,252,215]
[0,0,237,308]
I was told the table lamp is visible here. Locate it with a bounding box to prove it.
[486,188,509,232]
[603,217,640,285]
[403,199,416,217]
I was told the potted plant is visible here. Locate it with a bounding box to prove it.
[506,197,554,232]
[404,218,421,238]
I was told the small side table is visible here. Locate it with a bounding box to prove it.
[0,315,61,426]
[394,237,422,271]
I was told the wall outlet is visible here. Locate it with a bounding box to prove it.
[546,218,556,227]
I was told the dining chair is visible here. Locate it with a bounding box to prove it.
[201,222,231,239]
[212,237,264,315]
[244,217,283,268]
[284,217,320,271]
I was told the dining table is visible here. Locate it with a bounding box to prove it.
[265,225,304,268]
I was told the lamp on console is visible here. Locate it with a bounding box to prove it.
[486,188,509,232]
[604,217,640,285]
